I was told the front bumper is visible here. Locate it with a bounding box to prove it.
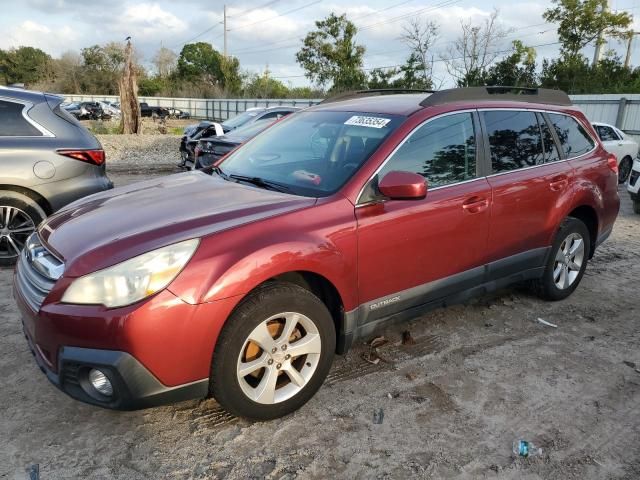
[13,266,242,410]
[23,328,208,410]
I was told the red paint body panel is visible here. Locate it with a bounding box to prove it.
[14,97,620,394]
[15,270,241,386]
[356,178,492,303]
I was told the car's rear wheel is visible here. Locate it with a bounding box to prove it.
[0,192,45,267]
[210,282,335,420]
[533,217,590,301]
[619,156,633,184]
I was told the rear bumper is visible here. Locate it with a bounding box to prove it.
[23,328,208,410]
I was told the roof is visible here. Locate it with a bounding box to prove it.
[0,86,54,103]
[310,94,426,116]
[310,87,573,117]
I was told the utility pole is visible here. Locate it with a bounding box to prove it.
[592,0,608,66]
[624,31,640,68]
[223,5,228,57]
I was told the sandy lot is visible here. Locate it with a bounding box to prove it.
[1,159,638,479]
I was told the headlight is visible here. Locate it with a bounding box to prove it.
[61,239,199,308]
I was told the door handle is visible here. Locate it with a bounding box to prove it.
[462,196,489,214]
[549,175,569,192]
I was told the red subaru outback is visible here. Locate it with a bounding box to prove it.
[14,87,619,420]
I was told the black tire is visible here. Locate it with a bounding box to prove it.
[532,217,590,301]
[210,282,336,420]
[0,191,46,267]
[633,201,640,215]
[619,156,633,184]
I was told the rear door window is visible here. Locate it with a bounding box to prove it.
[482,110,544,173]
[548,113,595,158]
[0,100,42,136]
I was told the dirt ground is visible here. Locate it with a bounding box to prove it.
[1,166,638,479]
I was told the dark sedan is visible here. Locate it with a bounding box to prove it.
[191,119,276,170]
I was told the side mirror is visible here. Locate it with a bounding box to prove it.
[378,171,427,200]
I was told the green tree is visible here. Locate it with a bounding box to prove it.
[397,53,433,89]
[243,68,289,98]
[544,0,632,61]
[296,13,366,91]
[367,67,399,89]
[177,42,224,84]
[0,46,52,86]
[81,42,127,94]
[484,41,538,87]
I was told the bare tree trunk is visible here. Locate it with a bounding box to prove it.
[119,40,141,134]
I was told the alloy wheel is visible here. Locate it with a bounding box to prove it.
[553,232,585,290]
[236,312,322,405]
[0,206,36,260]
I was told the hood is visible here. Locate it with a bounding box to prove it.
[40,172,316,276]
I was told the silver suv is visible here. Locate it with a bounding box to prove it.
[0,87,113,266]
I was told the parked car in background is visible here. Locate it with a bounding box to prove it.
[179,121,223,166]
[219,106,300,134]
[178,107,300,167]
[592,122,638,183]
[167,108,190,119]
[0,86,112,266]
[62,102,87,119]
[99,101,121,118]
[14,87,619,420]
[627,157,640,213]
[140,102,169,118]
[191,119,276,169]
[192,119,277,170]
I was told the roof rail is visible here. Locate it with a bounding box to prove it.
[420,86,572,107]
[320,88,434,104]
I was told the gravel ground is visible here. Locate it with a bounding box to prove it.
[0,160,639,479]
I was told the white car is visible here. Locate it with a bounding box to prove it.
[627,157,640,214]
[592,122,638,183]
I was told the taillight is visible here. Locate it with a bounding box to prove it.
[607,153,618,176]
[57,149,105,166]
[194,146,202,157]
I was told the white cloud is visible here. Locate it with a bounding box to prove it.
[0,20,78,53]
[116,3,187,36]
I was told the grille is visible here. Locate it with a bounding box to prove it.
[15,233,63,312]
[61,362,82,387]
[630,169,639,187]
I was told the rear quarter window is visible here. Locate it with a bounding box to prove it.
[548,113,594,158]
[0,100,43,136]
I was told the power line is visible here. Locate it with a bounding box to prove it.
[169,1,282,51]
[231,0,429,54]
[229,0,322,32]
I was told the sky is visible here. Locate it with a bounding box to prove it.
[1,0,640,88]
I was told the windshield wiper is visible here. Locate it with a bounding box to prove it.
[211,165,228,179]
[227,174,292,193]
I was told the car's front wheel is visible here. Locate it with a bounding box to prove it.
[0,192,45,267]
[210,282,335,420]
[533,217,590,301]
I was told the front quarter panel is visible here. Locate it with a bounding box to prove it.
[168,196,359,311]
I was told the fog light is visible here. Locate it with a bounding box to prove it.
[88,369,113,397]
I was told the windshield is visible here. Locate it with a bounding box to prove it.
[219,110,404,197]
[222,110,263,130]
